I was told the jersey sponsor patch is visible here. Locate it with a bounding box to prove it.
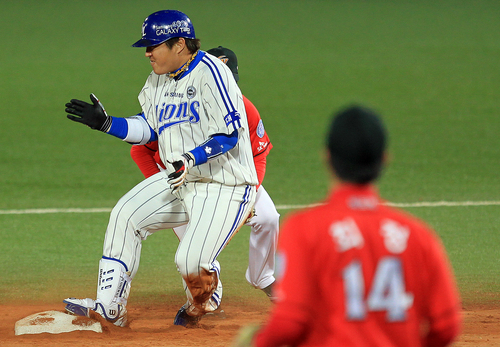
[167,92,184,98]
[154,20,192,37]
[257,141,269,152]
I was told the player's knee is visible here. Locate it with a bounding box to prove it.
[251,208,280,234]
[108,200,144,237]
[113,193,145,217]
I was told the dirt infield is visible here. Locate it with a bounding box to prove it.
[1,303,499,346]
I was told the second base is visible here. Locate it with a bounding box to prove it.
[15,310,102,335]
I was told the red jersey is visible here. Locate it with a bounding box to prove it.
[130,95,272,187]
[255,184,461,347]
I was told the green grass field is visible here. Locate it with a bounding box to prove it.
[0,0,499,308]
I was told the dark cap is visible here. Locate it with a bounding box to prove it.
[327,105,387,184]
[206,46,239,82]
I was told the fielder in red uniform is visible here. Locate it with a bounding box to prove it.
[130,46,279,301]
[236,105,461,346]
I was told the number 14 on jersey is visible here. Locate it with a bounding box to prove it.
[343,257,414,322]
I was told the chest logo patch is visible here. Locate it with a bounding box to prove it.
[187,86,196,99]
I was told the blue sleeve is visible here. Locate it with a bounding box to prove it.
[189,129,238,165]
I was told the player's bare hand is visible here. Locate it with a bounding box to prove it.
[66,93,111,131]
[167,153,195,191]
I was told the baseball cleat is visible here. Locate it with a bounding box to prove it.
[63,297,128,327]
[173,306,201,327]
[63,298,95,317]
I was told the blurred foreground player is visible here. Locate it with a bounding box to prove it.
[234,105,461,346]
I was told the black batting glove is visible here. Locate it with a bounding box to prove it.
[65,93,112,131]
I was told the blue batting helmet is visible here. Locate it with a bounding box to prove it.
[132,10,196,48]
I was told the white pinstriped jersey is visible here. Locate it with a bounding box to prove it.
[138,51,257,186]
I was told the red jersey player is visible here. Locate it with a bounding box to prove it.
[130,46,280,301]
[235,106,461,346]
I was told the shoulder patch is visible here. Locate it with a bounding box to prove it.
[256,119,265,138]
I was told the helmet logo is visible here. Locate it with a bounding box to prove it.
[141,22,147,38]
[156,20,191,37]
[217,55,229,64]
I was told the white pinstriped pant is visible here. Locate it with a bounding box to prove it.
[102,171,256,305]
[174,184,279,290]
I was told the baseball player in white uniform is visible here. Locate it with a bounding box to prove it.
[131,46,280,302]
[63,10,257,327]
